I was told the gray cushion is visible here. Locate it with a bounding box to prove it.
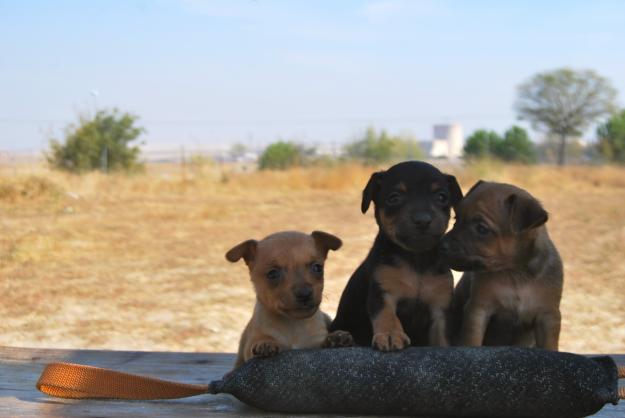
[209,346,619,417]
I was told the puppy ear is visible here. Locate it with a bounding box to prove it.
[361,171,384,214]
[444,174,463,211]
[466,180,485,197]
[311,231,342,256]
[505,194,548,233]
[225,239,257,265]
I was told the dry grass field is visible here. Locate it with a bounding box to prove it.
[1,160,624,354]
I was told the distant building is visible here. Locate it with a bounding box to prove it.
[420,123,464,159]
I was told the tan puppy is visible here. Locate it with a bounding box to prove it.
[441,181,563,350]
[227,230,353,368]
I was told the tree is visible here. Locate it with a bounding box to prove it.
[48,109,144,173]
[596,109,625,163]
[258,141,304,170]
[498,126,536,163]
[463,130,501,159]
[515,68,617,165]
[344,127,423,164]
[536,135,586,164]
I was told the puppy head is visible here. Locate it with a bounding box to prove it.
[441,181,548,272]
[361,161,462,252]
[225,230,341,319]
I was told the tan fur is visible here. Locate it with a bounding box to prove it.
[229,231,350,368]
[378,209,396,243]
[378,209,414,252]
[374,262,452,347]
[371,294,410,350]
[460,263,562,349]
[236,303,330,367]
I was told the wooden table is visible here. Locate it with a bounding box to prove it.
[1,346,623,417]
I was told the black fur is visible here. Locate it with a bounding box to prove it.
[330,161,462,346]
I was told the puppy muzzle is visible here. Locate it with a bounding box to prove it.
[440,237,485,271]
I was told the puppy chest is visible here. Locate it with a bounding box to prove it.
[275,317,327,349]
[375,264,451,307]
[496,285,540,320]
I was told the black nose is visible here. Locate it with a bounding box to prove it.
[411,211,432,229]
[293,286,313,303]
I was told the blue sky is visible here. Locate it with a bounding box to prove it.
[1,0,624,152]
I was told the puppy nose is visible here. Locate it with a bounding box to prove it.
[411,211,432,229]
[294,286,313,303]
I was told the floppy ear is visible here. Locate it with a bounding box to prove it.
[505,194,548,233]
[361,171,384,214]
[311,231,342,257]
[465,180,485,197]
[444,174,463,211]
[225,239,257,265]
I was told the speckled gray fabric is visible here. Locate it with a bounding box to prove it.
[208,347,619,417]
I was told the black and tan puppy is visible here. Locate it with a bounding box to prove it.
[442,181,563,350]
[330,161,463,350]
[227,231,353,368]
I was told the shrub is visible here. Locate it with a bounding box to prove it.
[344,127,424,164]
[258,141,305,170]
[464,126,536,163]
[47,109,144,173]
[463,130,502,159]
[498,126,537,163]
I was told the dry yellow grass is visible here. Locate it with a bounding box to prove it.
[1,160,624,353]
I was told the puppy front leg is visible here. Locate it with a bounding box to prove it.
[323,330,355,348]
[370,295,410,351]
[461,302,491,347]
[429,307,449,347]
[535,310,561,350]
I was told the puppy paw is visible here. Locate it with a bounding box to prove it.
[251,341,281,358]
[372,331,411,351]
[322,330,354,348]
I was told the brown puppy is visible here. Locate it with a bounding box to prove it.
[227,230,353,368]
[441,181,563,350]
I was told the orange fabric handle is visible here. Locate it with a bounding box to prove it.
[37,362,210,400]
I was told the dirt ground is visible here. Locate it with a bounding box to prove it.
[1,161,624,354]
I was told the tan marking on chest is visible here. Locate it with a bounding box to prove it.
[375,263,453,308]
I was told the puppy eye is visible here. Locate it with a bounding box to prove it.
[386,192,403,205]
[266,268,281,281]
[435,191,449,204]
[311,263,324,274]
[475,223,491,236]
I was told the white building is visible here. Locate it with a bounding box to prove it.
[420,123,464,159]
[428,123,464,159]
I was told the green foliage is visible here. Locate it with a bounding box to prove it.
[464,126,536,163]
[343,127,424,164]
[515,68,617,165]
[258,141,305,170]
[499,126,537,163]
[463,130,501,158]
[48,109,144,173]
[596,109,625,163]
